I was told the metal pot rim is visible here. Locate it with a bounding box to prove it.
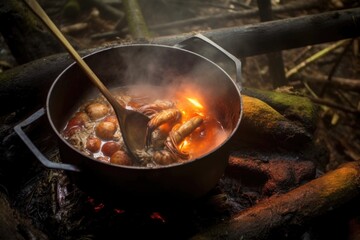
[46,44,243,170]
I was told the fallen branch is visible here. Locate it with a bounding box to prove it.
[300,73,360,92]
[319,39,353,96]
[308,96,360,114]
[154,8,360,57]
[192,161,360,240]
[286,39,351,78]
[150,0,320,33]
[2,8,360,115]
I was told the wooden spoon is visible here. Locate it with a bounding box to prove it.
[24,0,149,163]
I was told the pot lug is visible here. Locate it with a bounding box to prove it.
[14,108,81,172]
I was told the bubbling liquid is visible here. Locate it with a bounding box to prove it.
[62,85,230,167]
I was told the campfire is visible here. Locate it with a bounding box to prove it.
[1,0,360,239]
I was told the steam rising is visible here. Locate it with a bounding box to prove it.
[95,44,241,159]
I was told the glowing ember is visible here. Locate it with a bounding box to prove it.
[114,208,125,214]
[150,212,166,223]
[94,203,105,212]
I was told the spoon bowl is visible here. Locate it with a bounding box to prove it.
[24,0,149,162]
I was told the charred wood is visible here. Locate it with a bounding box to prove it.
[192,161,360,240]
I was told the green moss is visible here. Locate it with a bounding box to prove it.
[242,88,318,132]
[0,68,16,85]
[242,95,286,129]
[11,0,43,30]
[62,0,81,19]
[233,95,311,150]
[123,0,151,40]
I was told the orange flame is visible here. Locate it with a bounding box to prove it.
[187,97,204,109]
[179,139,189,150]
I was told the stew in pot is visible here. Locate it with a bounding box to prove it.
[62,84,229,167]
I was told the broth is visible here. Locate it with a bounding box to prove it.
[61,85,229,167]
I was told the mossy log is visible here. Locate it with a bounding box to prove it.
[1,8,359,115]
[242,88,319,132]
[192,161,360,240]
[0,0,63,64]
[0,53,73,115]
[233,95,314,151]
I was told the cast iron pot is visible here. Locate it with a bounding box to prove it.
[15,35,242,206]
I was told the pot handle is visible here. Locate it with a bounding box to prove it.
[174,33,242,90]
[14,108,81,172]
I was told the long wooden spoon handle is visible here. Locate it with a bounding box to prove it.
[23,0,120,109]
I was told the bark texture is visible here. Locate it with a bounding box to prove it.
[192,162,360,240]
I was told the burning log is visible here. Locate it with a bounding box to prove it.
[192,161,360,240]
